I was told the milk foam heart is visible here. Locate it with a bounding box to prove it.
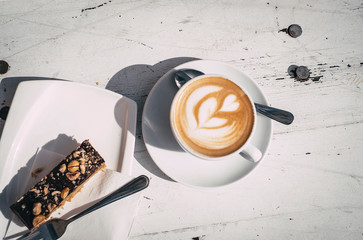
[171,76,254,158]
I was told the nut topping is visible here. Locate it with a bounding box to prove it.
[80,149,86,157]
[66,172,80,181]
[32,215,45,227]
[29,188,40,194]
[51,191,61,196]
[72,151,80,158]
[47,203,56,212]
[59,164,66,173]
[32,203,42,215]
[61,187,70,199]
[43,185,49,195]
[68,160,79,172]
[80,164,86,174]
[79,158,86,165]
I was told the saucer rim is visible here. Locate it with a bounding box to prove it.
[142,59,273,188]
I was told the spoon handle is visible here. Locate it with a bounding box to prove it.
[68,175,149,223]
[254,103,294,125]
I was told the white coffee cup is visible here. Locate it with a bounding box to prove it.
[170,74,262,162]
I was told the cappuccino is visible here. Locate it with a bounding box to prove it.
[171,76,254,158]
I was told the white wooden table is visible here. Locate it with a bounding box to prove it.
[1,0,362,239]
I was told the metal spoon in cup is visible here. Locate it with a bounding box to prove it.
[174,69,294,125]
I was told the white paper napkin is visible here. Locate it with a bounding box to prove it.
[56,168,140,240]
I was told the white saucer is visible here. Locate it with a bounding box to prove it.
[142,60,272,188]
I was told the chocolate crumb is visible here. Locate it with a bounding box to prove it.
[0,60,9,74]
[0,106,10,120]
[31,168,43,178]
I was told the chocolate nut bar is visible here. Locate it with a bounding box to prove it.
[10,140,106,229]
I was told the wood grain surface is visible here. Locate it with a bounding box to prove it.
[1,0,362,239]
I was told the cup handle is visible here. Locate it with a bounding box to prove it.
[239,144,262,162]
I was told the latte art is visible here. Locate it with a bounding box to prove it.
[171,76,254,158]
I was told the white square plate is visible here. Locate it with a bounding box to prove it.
[0,80,137,236]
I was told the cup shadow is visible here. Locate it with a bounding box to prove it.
[106,57,200,181]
